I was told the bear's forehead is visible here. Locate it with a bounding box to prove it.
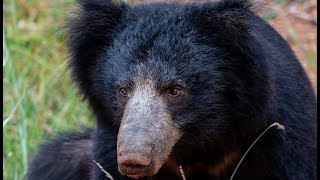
[116,4,193,46]
[97,3,221,86]
[108,19,199,68]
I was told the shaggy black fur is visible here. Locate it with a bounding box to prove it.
[27,0,316,179]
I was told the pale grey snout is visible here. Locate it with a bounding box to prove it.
[117,86,181,178]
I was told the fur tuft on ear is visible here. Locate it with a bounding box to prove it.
[187,0,256,46]
[64,0,127,98]
[209,0,261,13]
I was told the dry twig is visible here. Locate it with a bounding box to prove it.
[229,122,285,180]
[92,160,115,180]
[179,166,186,180]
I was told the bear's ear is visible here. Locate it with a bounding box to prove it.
[64,0,127,96]
[187,0,256,46]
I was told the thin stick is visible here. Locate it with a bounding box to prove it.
[179,166,186,180]
[92,160,115,180]
[229,122,285,180]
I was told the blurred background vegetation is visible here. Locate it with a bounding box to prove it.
[3,0,317,179]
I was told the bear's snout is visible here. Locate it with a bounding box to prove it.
[116,81,182,178]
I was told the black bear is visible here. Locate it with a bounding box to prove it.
[27,0,317,179]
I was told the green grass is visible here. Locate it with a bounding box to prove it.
[3,1,93,179]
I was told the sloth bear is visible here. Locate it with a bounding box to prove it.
[27,0,317,179]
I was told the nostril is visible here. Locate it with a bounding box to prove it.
[118,154,151,168]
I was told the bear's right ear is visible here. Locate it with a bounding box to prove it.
[64,0,127,96]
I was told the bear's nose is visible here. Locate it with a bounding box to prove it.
[118,153,151,168]
[118,153,153,178]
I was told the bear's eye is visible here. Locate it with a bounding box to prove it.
[169,86,183,97]
[164,85,187,107]
[119,88,128,97]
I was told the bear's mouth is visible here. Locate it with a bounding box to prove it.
[119,162,155,179]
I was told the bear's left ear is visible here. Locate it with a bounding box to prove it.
[64,0,128,96]
[187,0,255,46]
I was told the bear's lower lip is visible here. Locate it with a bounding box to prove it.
[120,167,147,178]
[127,173,144,179]
[121,166,156,179]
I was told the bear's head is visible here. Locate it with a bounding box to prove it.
[65,0,273,178]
